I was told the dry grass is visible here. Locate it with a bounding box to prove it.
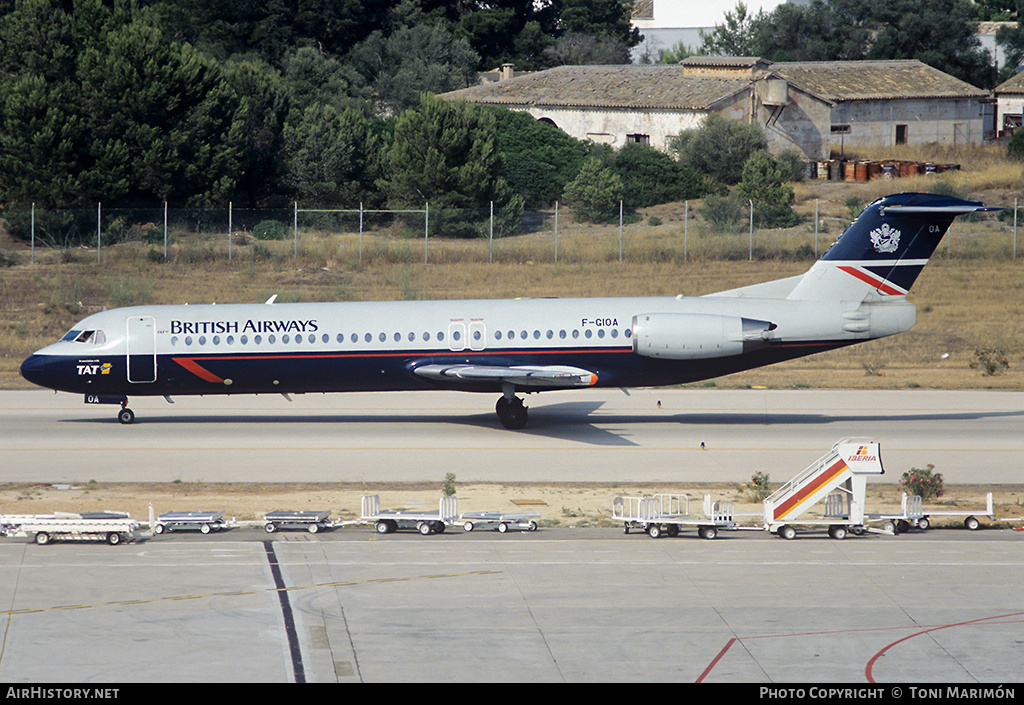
[2,163,1023,391]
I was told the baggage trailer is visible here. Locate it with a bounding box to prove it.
[154,511,229,534]
[361,495,458,535]
[460,511,540,533]
[871,492,995,532]
[613,494,735,539]
[263,510,332,534]
[9,512,139,546]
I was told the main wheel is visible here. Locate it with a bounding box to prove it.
[499,401,528,430]
[699,526,718,540]
[118,407,135,425]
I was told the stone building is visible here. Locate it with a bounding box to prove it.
[443,57,990,160]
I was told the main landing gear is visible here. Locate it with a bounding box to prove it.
[495,395,528,430]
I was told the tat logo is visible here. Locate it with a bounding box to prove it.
[869,223,900,254]
[77,362,112,376]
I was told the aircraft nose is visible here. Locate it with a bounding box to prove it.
[20,353,54,389]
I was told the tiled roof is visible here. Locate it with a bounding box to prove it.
[443,65,748,110]
[443,60,988,112]
[994,70,1024,94]
[770,60,988,101]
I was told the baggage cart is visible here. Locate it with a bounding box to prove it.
[8,512,139,545]
[154,511,229,534]
[361,495,458,535]
[263,510,332,534]
[460,511,540,533]
[613,494,735,539]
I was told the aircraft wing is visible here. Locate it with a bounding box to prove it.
[413,363,598,388]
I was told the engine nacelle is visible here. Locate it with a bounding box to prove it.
[632,313,775,360]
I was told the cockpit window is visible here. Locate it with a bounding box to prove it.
[61,329,105,344]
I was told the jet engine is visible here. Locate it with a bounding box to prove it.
[632,313,775,360]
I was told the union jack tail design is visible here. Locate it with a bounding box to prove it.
[788,193,999,302]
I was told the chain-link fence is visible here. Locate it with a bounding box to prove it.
[2,200,1019,267]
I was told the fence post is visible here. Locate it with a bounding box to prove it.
[30,203,35,264]
[97,202,102,263]
[814,198,819,257]
[1015,198,1018,260]
[619,200,623,262]
[489,201,494,263]
[359,202,364,266]
[424,202,429,263]
[163,201,168,260]
[683,200,688,261]
[293,201,298,261]
[228,201,232,261]
[748,200,753,261]
[554,201,559,262]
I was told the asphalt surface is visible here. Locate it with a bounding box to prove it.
[2,387,1022,684]
[3,388,1022,483]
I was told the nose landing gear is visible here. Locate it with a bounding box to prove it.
[117,401,135,425]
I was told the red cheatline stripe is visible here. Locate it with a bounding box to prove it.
[774,458,849,520]
[837,265,904,296]
[172,357,224,383]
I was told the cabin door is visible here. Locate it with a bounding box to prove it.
[126,316,157,383]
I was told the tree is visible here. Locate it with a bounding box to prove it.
[282,104,381,206]
[736,150,800,228]
[347,23,479,114]
[487,108,590,206]
[699,2,771,56]
[611,143,705,209]
[562,157,623,224]
[669,114,768,186]
[383,94,523,238]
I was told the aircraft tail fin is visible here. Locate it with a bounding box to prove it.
[786,192,998,302]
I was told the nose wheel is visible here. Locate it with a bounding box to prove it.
[495,396,528,430]
[117,403,135,425]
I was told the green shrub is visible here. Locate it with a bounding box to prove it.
[899,464,944,500]
[253,220,289,240]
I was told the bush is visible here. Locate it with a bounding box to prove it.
[610,142,706,209]
[669,113,768,185]
[700,192,745,232]
[737,151,800,228]
[563,157,623,224]
[253,220,289,240]
[1008,129,1024,160]
[900,464,944,500]
[969,347,1010,376]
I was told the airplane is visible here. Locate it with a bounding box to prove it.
[20,192,997,429]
